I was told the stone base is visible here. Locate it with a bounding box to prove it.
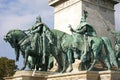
[4,70,56,80]
[5,76,46,80]
[5,70,120,80]
[99,71,120,80]
[48,71,98,80]
[4,71,98,80]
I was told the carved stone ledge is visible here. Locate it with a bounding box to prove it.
[99,71,120,80]
[49,0,68,6]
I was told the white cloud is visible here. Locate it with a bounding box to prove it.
[0,14,36,36]
[18,0,48,7]
[0,0,54,36]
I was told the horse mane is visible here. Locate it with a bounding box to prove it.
[6,29,26,36]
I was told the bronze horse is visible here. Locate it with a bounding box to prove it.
[58,31,119,72]
[4,29,62,71]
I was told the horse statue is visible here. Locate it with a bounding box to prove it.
[58,10,119,72]
[4,29,62,71]
[107,28,120,66]
[61,33,91,72]
[51,29,91,72]
[49,28,118,73]
[59,31,119,72]
[4,29,49,70]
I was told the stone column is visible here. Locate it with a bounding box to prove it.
[49,0,119,45]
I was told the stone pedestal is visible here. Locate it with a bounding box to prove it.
[4,71,56,80]
[5,76,46,80]
[5,70,120,80]
[4,71,99,80]
[48,71,99,80]
[99,71,120,80]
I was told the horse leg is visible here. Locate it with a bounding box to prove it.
[61,52,67,73]
[88,60,97,71]
[42,56,49,71]
[82,62,88,70]
[44,55,49,71]
[83,53,91,70]
[51,51,63,72]
[102,37,119,69]
[99,51,111,70]
[67,48,73,72]
[88,51,98,71]
[15,47,20,61]
[21,48,29,70]
[116,50,120,67]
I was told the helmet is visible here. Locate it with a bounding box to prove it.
[36,16,42,23]
[80,17,86,23]
[80,10,88,23]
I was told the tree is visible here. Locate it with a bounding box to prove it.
[0,57,17,80]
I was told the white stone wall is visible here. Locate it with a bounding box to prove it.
[54,0,82,34]
[82,0,115,44]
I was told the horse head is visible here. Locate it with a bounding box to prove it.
[4,29,27,61]
[4,30,15,48]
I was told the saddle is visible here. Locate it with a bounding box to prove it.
[71,33,90,52]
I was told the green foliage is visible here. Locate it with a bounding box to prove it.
[0,57,17,80]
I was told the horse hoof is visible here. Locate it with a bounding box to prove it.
[21,67,25,70]
[55,68,62,72]
[68,68,73,72]
[107,68,111,71]
[60,70,66,73]
[88,68,92,71]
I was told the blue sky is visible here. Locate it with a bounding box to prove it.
[0,0,54,68]
[0,0,120,69]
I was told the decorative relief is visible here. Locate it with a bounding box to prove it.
[99,6,107,12]
[89,0,97,3]
[83,0,114,10]
[84,0,98,4]
[107,0,114,9]
[98,0,114,10]
[55,0,80,12]
[99,0,106,5]
[54,0,114,12]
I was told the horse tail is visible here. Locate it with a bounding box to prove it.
[101,37,119,68]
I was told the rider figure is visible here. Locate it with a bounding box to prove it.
[29,16,53,51]
[29,16,43,51]
[21,16,53,64]
[70,10,97,37]
[69,10,97,66]
[29,16,53,64]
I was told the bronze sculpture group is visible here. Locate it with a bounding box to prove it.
[4,10,120,73]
